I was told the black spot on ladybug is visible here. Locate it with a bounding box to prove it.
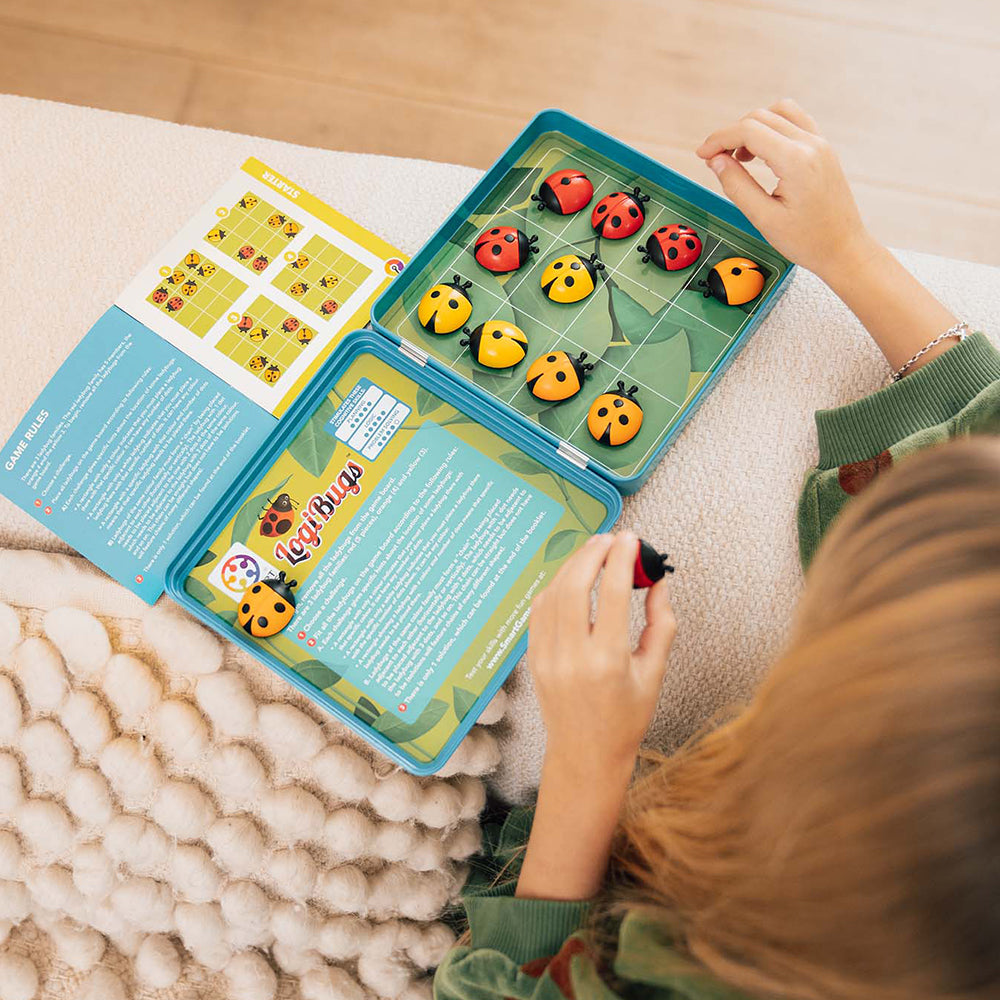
[598,407,608,417]
[564,276,575,287]
[252,585,261,593]
[553,261,563,269]
[257,616,268,628]
[597,204,607,213]
[547,354,557,362]
[686,239,696,249]
[570,261,581,270]
[669,231,679,240]
[430,289,440,298]
[560,176,570,184]
[667,247,678,260]
[628,206,639,218]
[274,602,286,613]
[613,398,624,408]
[448,299,458,308]
[492,330,502,338]
[658,227,667,233]
[491,245,501,256]
[241,603,250,613]
[556,371,567,382]
[619,415,629,425]
[490,228,500,234]
[611,192,621,197]
[732,266,742,275]
[611,216,621,228]
[504,233,515,243]
[276,519,291,533]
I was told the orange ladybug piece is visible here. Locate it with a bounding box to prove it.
[474,226,538,274]
[591,186,649,239]
[525,350,594,402]
[587,381,643,446]
[699,257,765,306]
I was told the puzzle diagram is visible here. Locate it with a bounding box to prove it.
[145,250,248,338]
[214,295,316,387]
[204,192,303,276]
[271,234,373,321]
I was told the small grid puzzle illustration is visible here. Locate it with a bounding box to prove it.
[271,234,373,321]
[145,251,248,338]
[214,294,317,387]
[204,192,303,276]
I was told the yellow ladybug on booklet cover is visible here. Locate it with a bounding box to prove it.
[539,252,604,304]
[460,321,528,369]
[417,275,473,334]
[698,257,765,306]
[587,382,643,446]
[525,350,594,402]
[237,571,297,637]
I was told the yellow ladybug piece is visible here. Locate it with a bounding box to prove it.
[525,350,594,402]
[587,382,643,446]
[291,253,309,270]
[237,571,297,637]
[296,326,315,346]
[184,251,202,268]
[699,256,765,306]
[417,275,473,335]
[206,227,226,244]
[461,321,528,369]
[248,355,268,371]
[289,281,308,296]
[263,364,282,385]
[198,261,217,278]
[180,280,198,297]
[267,213,285,229]
[539,252,605,304]
[283,221,302,238]
[320,274,339,289]
[239,194,259,210]
[248,326,269,343]
[167,270,185,285]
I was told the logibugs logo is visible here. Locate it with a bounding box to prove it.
[208,543,282,597]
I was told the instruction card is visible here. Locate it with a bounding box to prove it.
[0,160,406,602]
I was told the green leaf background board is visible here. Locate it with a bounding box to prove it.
[379,131,788,481]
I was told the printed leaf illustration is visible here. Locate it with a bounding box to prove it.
[452,687,478,723]
[415,386,443,416]
[296,660,343,692]
[231,474,290,546]
[499,451,545,477]
[288,395,339,476]
[183,577,216,607]
[683,319,733,372]
[195,549,216,568]
[373,699,449,743]
[545,528,585,562]
[217,609,238,626]
[608,284,669,346]
[354,696,382,727]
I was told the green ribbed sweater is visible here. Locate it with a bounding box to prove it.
[435,333,1000,1000]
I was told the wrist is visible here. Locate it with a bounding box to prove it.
[817,228,884,291]
[542,740,636,789]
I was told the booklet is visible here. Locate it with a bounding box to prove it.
[1,159,405,603]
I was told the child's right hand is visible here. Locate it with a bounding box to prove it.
[696,99,877,283]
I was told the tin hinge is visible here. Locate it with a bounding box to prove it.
[398,340,429,366]
[557,441,589,470]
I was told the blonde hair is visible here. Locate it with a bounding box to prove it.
[609,437,1000,1000]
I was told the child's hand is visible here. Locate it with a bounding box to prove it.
[527,532,676,775]
[696,99,875,282]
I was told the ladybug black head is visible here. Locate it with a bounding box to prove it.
[572,351,596,377]
[459,326,474,348]
[263,570,298,606]
[630,186,651,205]
[448,274,472,292]
[587,252,606,271]
[613,381,640,401]
[526,234,540,254]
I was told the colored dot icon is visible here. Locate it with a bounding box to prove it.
[297,631,306,640]
[398,703,408,713]
[33,499,41,507]
[43,507,52,515]
[135,575,144,584]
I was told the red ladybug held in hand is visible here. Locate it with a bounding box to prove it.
[474,226,538,274]
[633,540,674,589]
[531,169,594,215]
[637,224,703,271]
[591,186,649,239]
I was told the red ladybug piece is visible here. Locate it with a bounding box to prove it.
[637,224,703,271]
[633,539,674,589]
[531,169,594,215]
[591,186,650,239]
[474,226,538,274]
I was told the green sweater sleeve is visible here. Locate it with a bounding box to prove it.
[797,332,1000,568]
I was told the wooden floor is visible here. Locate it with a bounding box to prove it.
[1,0,998,265]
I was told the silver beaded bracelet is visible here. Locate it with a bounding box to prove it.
[890,321,969,382]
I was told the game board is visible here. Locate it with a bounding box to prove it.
[145,250,248,338]
[204,191,303,275]
[377,131,789,482]
[271,234,373,322]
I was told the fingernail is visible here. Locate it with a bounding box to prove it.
[708,154,728,176]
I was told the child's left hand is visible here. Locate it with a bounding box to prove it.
[528,532,676,775]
